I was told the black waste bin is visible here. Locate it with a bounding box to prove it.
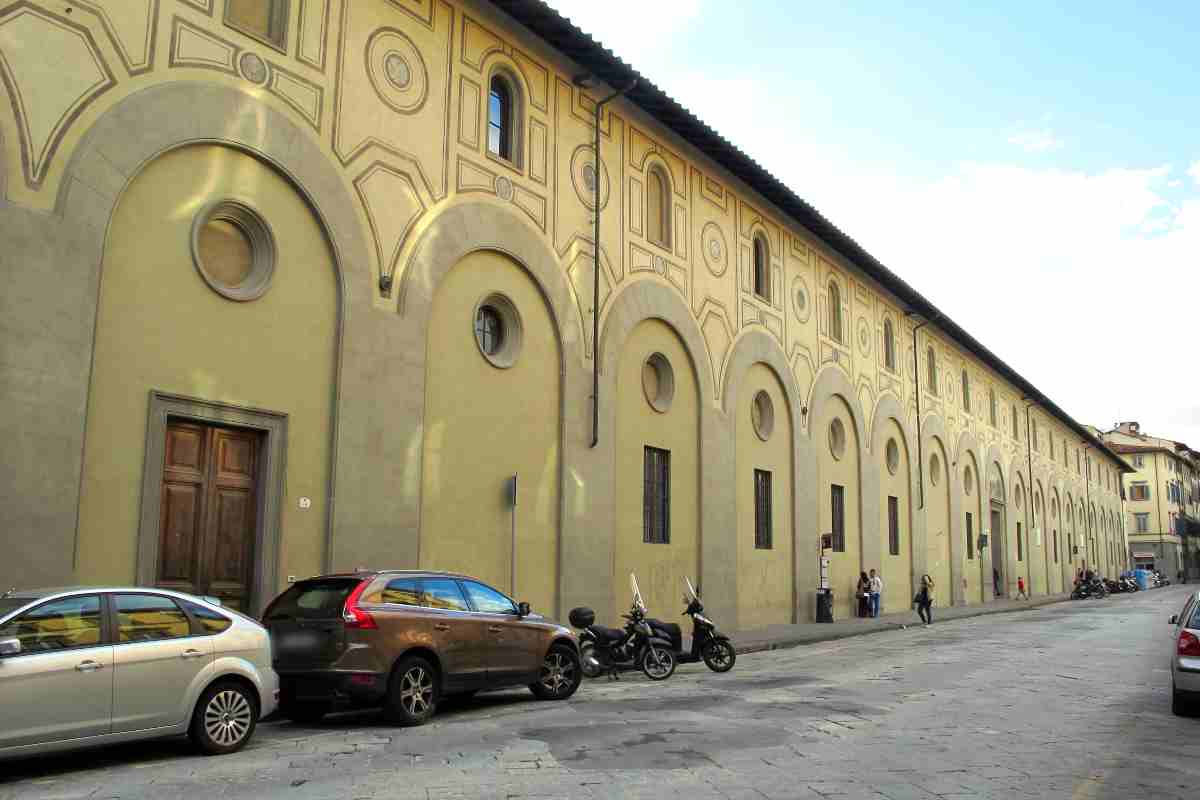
[815,588,833,623]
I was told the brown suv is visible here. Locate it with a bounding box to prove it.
[261,571,581,725]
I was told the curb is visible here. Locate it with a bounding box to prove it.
[731,593,1077,655]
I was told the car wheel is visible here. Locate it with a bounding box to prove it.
[530,644,582,700]
[640,645,676,681]
[384,655,438,726]
[190,680,258,756]
[702,640,737,673]
[282,701,329,724]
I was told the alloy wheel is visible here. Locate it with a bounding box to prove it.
[400,666,434,716]
[540,650,577,696]
[204,689,252,748]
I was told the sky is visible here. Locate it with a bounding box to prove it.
[544,0,1200,448]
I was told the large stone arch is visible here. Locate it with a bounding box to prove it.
[591,279,735,622]
[869,392,920,604]
[17,81,374,592]
[808,364,867,446]
[952,429,985,604]
[919,413,956,602]
[720,329,803,623]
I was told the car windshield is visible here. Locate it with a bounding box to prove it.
[1189,601,1200,631]
[263,578,360,621]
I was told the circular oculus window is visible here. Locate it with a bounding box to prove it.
[829,417,847,460]
[929,453,941,485]
[642,353,675,413]
[751,390,775,441]
[191,200,275,301]
[473,294,523,368]
[885,438,900,475]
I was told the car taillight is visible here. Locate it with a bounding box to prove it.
[343,580,377,629]
[1179,630,1200,657]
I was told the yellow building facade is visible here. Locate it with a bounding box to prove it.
[0,0,1130,626]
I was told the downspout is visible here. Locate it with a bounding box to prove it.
[582,77,636,449]
[1083,443,1092,570]
[905,312,941,510]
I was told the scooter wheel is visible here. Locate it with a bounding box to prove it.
[702,640,736,673]
[579,642,602,679]
[640,646,676,681]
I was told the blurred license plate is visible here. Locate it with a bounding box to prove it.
[276,630,322,654]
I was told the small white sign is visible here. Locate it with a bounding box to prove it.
[298,497,312,509]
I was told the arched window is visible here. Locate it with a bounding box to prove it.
[828,281,842,342]
[883,319,896,370]
[645,166,671,249]
[989,387,997,427]
[961,369,970,413]
[752,234,770,301]
[926,347,937,395]
[488,74,517,162]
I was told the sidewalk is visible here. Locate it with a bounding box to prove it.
[728,592,1072,654]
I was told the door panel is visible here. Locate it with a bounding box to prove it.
[419,578,489,689]
[111,594,213,732]
[0,594,112,748]
[156,422,260,611]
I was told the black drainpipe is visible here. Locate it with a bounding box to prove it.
[906,312,941,509]
[578,76,636,449]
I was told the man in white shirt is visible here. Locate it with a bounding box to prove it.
[869,569,883,618]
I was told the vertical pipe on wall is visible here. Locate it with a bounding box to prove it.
[581,78,636,449]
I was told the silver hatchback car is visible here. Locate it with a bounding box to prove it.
[1169,589,1200,715]
[0,587,278,759]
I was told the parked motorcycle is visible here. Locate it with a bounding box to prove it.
[1071,576,1107,600]
[571,574,677,681]
[644,578,736,673]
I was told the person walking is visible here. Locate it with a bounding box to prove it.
[914,574,934,626]
[1016,575,1030,600]
[869,569,883,618]
[856,571,871,618]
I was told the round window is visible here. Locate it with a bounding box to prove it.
[751,390,775,441]
[473,294,523,368]
[929,453,941,485]
[885,438,900,475]
[191,200,275,301]
[642,353,675,413]
[829,417,846,460]
[963,465,973,495]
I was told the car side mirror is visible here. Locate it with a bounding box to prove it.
[0,638,21,657]
[1170,615,1179,625]
[517,601,531,617]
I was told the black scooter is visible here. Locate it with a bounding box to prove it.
[646,578,735,672]
[571,575,676,681]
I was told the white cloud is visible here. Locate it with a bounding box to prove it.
[1189,161,1200,183]
[1008,129,1063,153]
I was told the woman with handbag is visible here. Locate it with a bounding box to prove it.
[857,571,871,618]
[913,574,934,626]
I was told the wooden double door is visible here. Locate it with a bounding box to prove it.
[157,421,262,611]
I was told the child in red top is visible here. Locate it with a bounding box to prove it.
[1016,576,1030,600]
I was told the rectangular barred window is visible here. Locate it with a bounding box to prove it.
[831,484,845,552]
[754,469,773,549]
[888,496,900,556]
[225,0,290,51]
[643,446,670,544]
[1017,521,1024,561]
[965,512,974,560]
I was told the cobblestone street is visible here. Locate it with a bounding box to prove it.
[3,587,1198,800]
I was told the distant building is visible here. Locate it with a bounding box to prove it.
[1102,422,1200,578]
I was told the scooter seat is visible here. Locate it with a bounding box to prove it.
[589,625,625,643]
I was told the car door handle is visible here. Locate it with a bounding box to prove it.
[181,649,205,660]
[75,660,104,672]
[433,624,451,632]
[488,626,503,634]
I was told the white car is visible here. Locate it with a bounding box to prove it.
[0,587,278,759]
[1169,590,1200,715]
